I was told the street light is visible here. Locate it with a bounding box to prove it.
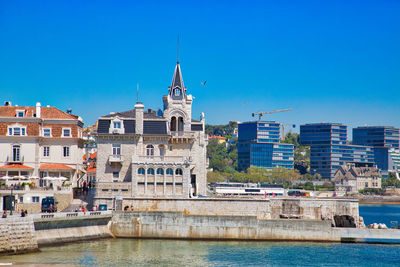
[10,183,13,215]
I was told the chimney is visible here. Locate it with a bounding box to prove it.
[134,103,144,135]
[36,102,41,118]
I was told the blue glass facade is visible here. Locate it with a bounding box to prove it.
[300,123,374,180]
[353,127,400,149]
[238,121,293,171]
[353,126,400,175]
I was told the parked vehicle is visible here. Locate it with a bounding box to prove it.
[41,197,57,213]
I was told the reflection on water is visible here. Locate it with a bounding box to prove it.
[1,205,400,266]
[1,238,400,266]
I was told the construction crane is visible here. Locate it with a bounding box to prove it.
[281,123,296,141]
[252,108,292,122]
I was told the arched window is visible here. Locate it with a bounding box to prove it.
[174,88,181,96]
[175,168,183,175]
[156,168,164,175]
[166,168,173,175]
[146,145,154,156]
[138,168,145,175]
[159,145,165,156]
[178,117,184,131]
[171,117,177,131]
[147,168,155,175]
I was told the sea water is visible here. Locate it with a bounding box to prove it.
[0,204,399,266]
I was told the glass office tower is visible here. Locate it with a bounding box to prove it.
[238,121,294,172]
[300,123,374,180]
[353,126,400,176]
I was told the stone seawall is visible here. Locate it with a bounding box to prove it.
[0,217,38,254]
[112,198,359,226]
[34,214,113,246]
[110,211,341,242]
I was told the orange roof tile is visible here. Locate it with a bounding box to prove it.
[39,163,75,170]
[0,164,33,170]
[0,106,77,120]
[87,167,96,173]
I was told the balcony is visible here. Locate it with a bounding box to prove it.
[133,155,192,165]
[6,155,24,163]
[109,154,123,163]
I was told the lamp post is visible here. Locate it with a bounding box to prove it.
[10,183,13,215]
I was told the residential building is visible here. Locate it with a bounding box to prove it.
[94,61,208,207]
[0,102,84,210]
[300,123,374,180]
[238,121,294,171]
[208,136,226,144]
[353,126,400,176]
[83,152,97,186]
[334,163,382,194]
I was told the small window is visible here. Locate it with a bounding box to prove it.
[8,128,12,135]
[19,197,23,203]
[113,172,119,178]
[147,168,155,175]
[169,146,172,151]
[146,145,154,156]
[43,128,51,137]
[102,189,109,192]
[174,88,181,96]
[63,128,71,137]
[113,121,121,129]
[166,168,173,175]
[175,168,183,175]
[63,146,70,157]
[113,189,118,192]
[14,128,21,136]
[112,144,121,155]
[21,128,26,136]
[156,168,164,175]
[138,168,145,175]
[43,146,50,157]
[17,111,25,117]
[32,196,40,203]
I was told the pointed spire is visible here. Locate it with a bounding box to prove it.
[171,62,184,89]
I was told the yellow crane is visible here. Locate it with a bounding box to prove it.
[252,108,292,122]
[281,123,296,141]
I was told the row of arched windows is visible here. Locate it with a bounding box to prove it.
[138,168,183,175]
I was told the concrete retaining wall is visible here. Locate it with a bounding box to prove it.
[110,211,341,242]
[0,217,38,254]
[111,198,359,226]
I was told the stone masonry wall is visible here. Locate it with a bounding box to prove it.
[117,198,359,226]
[0,217,38,254]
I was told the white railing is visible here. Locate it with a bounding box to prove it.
[170,131,196,138]
[30,210,113,220]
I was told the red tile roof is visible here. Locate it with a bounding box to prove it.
[0,164,34,169]
[39,163,75,170]
[0,106,78,120]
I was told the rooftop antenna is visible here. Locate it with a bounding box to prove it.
[136,83,142,104]
[177,34,180,63]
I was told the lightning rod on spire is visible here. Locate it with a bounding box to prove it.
[177,34,180,63]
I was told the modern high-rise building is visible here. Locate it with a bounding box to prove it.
[300,123,374,180]
[353,126,400,176]
[238,121,294,171]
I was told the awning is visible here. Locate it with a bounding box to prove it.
[42,176,68,181]
[39,163,75,171]
[0,164,34,170]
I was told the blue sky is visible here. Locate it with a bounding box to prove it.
[0,0,399,135]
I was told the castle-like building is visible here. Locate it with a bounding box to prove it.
[94,61,208,207]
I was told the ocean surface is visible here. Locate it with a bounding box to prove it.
[0,204,399,266]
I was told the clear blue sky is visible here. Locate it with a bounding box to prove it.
[1,0,399,135]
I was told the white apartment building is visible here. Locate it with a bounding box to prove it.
[0,102,84,210]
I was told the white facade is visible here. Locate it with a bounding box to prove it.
[94,62,208,206]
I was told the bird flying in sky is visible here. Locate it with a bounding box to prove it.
[201,81,207,86]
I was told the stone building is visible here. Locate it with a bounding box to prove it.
[0,102,84,211]
[94,62,208,207]
[334,163,382,193]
